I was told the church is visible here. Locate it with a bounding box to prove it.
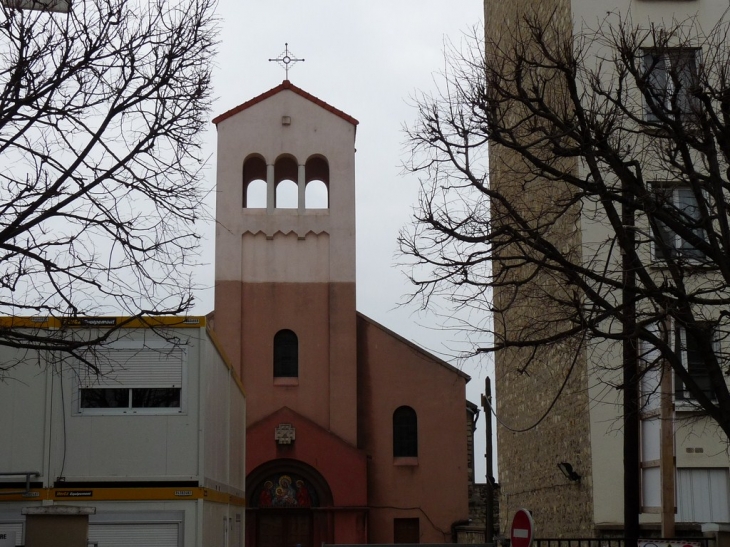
[210,79,472,546]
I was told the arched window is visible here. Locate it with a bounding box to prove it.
[393,406,418,457]
[243,155,267,208]
[274,329,298,377]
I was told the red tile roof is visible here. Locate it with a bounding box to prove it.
[212,80,359,126]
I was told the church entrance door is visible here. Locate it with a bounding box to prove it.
[247,463,332,547]
[257,510,312,547]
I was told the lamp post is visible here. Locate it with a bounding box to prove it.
[623,184,640,547]
[482,377,495,545]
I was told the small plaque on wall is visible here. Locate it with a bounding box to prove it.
[275,423,296,444]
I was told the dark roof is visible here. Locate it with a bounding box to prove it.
[212,80,359,127]
[356,312,471,381]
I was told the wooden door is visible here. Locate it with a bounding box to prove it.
[257,511,312,547]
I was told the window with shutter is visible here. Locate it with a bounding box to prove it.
[76,342,187,415]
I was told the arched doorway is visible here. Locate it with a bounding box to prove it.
[247,460,333,547]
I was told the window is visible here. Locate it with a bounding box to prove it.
[643,49,699,121]
[394,518,420,544]
[393,406,418,458]
[652,184,705,261]
[675,326,715,401]
[77,343,186,415]
[274,329,298,377]
[677,468,730,523]
[639,323,664,412]
[80,388,181,409]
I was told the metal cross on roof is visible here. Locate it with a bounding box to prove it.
[269,43,305,80]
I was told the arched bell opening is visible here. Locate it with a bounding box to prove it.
[305,155,329,209]
[243,154,267,208]
[274,155,299,209]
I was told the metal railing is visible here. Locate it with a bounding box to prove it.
[0,471,40,495]
[534,538,709,547]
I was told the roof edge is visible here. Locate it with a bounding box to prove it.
[356,312,471,381]
[247,406,366,456]
[212,80,359,127]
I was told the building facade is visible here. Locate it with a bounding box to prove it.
[485,0,730,539]
[0,317,245,546]
[0,80,475,547]
[212,80,471,546]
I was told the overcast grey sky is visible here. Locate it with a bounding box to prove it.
[192,1,491,480]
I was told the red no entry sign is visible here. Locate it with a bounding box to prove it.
[510,509,534,547]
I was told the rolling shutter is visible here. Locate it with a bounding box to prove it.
[79,346,185,389]
[88,522,179,547]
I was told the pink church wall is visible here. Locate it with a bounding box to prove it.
[231,280,358,445]
[357,314,470,543]
[247,407,368,544]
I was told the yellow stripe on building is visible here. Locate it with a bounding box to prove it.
[0,487,245,506]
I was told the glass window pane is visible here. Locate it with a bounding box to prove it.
[653,185,705,260]
[131,388,181,408]
[274,330,298,378]
[80,388,130,408]
[642,467,661,508]
[678,468,730,522]
[641,418,661,462]
[393,406,418,457]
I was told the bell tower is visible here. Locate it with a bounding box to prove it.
[212,81,359,445]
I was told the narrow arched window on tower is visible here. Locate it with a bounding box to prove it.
[393,406,418,457]
[273,329,298,378]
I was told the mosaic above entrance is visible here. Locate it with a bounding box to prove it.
[256,473,319,508]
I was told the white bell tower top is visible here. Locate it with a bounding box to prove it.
[213,80,359,286]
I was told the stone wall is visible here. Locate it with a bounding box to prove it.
[456,483,500,544]
[485,0,596,537]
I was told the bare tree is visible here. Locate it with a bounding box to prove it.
[0,0,216,363]
[401,13,730,437]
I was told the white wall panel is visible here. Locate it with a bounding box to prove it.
[0,347,47,477]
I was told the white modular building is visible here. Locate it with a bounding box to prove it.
[0,316,246,547]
